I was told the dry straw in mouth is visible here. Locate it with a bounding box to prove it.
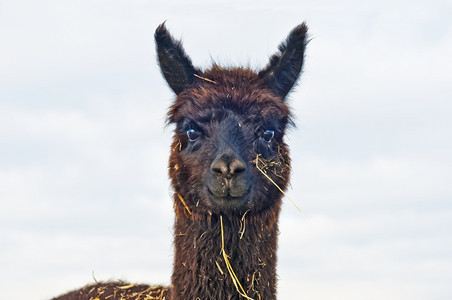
[254,154,304,216]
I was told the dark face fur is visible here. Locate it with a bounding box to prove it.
[155,23,307,217]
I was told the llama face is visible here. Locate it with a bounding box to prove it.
[155,23,307,215]
[167,69,292,214]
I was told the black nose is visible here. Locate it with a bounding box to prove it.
[211,149,246,178]
[208,148,251,204]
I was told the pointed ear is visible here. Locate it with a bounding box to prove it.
[259,23,308,100]
[155,23,199,95]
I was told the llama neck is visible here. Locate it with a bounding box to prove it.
[170,203,281,300]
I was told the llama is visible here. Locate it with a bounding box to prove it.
[53,22,308,300]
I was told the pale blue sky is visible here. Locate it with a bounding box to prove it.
[1,0,451,299]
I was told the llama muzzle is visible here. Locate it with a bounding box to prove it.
[207,147,252,208]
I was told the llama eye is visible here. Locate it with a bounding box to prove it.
[187,129,200,142]
[262,129,275,143]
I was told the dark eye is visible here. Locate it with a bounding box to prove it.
[262,129,275,143]
[187,129,200,142]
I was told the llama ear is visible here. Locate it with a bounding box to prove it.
[259,23,308,100]
[155,23,199,95]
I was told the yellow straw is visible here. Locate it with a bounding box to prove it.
[177,194,192,215]
[255,155,304,216]
[220,215,254,300]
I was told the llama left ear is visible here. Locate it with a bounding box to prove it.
[259,23,308,100]
[155,23,199,95]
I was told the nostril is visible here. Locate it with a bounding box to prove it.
[230,159,246,175]
[211,150,247,178]
[212,166,223,174]
[211,160,228,175]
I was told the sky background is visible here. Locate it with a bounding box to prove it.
[1,0,451,299]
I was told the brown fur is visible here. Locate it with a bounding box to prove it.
[51,282,168,300]
[53,22,307,300]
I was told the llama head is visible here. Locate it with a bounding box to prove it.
[155,23,307,217]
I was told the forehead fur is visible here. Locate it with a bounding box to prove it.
[168,66,291,124]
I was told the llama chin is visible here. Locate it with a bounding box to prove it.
[53,22,308,300]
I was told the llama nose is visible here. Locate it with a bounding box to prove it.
[211,150,246,178]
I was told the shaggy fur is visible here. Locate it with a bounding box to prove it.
[53,22,307,300]
[51,282,168,300]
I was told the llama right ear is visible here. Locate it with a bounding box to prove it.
[259,23,308,100]
[155,23,199,95]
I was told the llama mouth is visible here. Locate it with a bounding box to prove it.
[206,187,251,209]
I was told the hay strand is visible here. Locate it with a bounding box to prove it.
[238,210,250,239]
[220,215,254,300]
[255,154,304,216]
[177,194,192,215]
[194,74,217,84]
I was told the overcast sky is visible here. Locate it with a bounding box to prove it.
[1,0,451,299]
